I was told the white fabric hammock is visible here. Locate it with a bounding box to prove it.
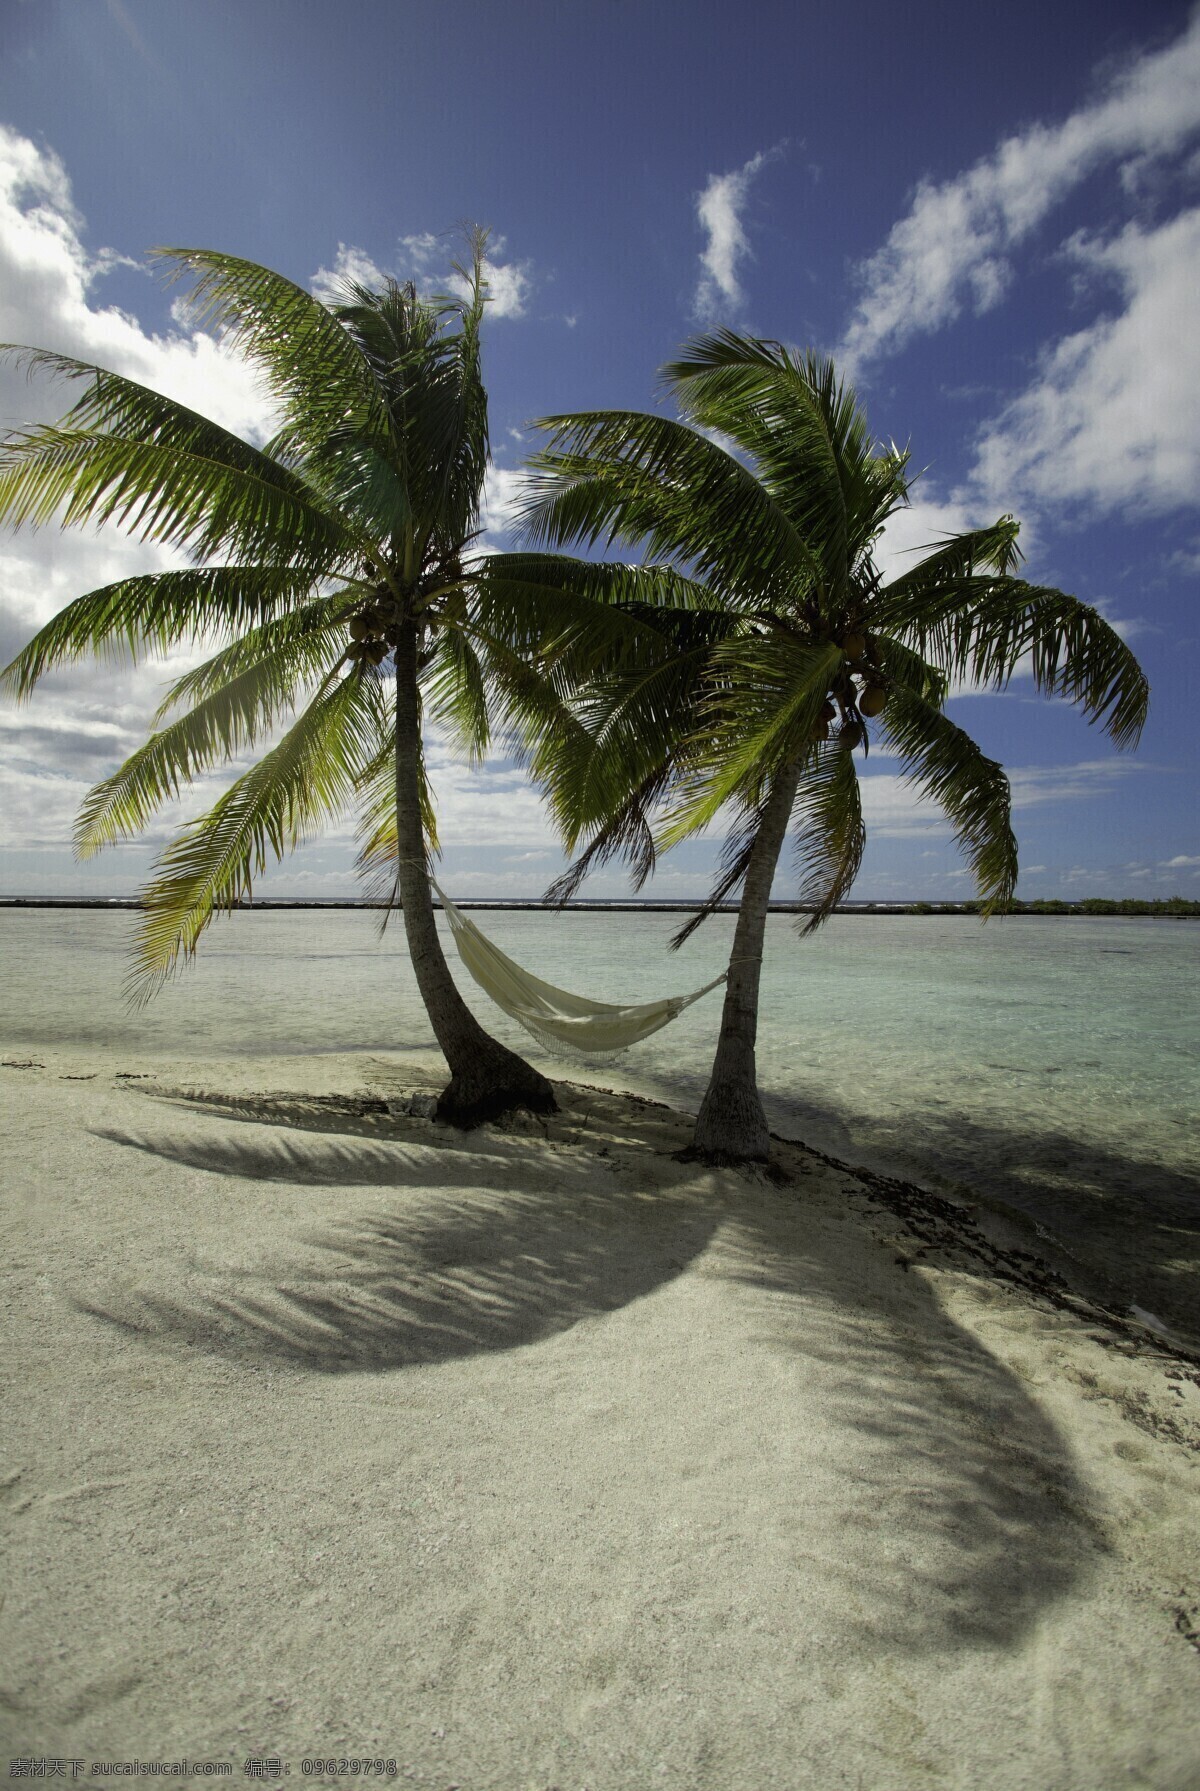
[434,881,727,1059]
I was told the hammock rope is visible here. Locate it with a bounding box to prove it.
[431,880,728,1060]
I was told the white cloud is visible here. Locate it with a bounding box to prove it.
[479,463,526,543]
[968,208,1200,517]
[1162,853,1200,866]
[468,250,531,320]
[856,772,949,837]
[398,231,441,271]
[313,230,532,320]
[838,12,1200,373]
[852,755,1152,845]
[309,242,387,305]
[0,125,270,440]
[1006,758,1149,809]
[0,127,280,870]
[694,148,775,321]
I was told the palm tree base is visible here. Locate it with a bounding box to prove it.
[687,1076,771,1164]
[435,1045,557,1128]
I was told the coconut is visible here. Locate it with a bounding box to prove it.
[859,685,887,717]
[349,616,369,641]
[843,631,866,661]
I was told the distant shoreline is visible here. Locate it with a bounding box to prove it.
[2,897,1197,917]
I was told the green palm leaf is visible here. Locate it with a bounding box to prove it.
[152,249,387,454]
[128,671,381,1003]
[878,685,1018,914]
[0,565,325,700]
[521,410,824,602]
[877,575,1148,748]
[791,740,866,933]
[664,334,895,590]
[0,426,356,569]
[76,612,352,858]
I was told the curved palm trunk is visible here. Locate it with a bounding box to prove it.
[689,760,802,1163]
[393,624,555,1125]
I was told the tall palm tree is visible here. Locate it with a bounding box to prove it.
[0,235,559,1124]
[516,333,1150,1163]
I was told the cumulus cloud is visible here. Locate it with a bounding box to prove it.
[0,127,270,439]
[312,230,531,320]
[478,463,526,544]
[968,208,1200,517]
[0,126,287,877]
[837,11,1200,373]
[856,772,948,837]
[872,492,991,583]
[309,242,387,304]
[0,127,546,892]
[853,756,1152,845]
[693,147,778,321]
[1005,759,1150,809]
[463,247,531,320]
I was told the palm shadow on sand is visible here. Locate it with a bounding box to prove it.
[86,1085,719,1371]
[82,1081,1108,1657]
[742,1080,1200,1350]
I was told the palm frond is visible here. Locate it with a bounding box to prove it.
[128,671,381,1003]
[877,516,1023,596]
[543,629,718,851]
[151,249,386,453]
[791,741,866,933]
[520,410,823,604]
[77,623,348,858]
[670,801,766,949]
[152,591,354,719]
[0,426,356,570]
[657,637,844,846]
[421,622,491,763]
[878,574,1148,748]
[0,565,326,701]
[544,757,673,906]
[663,334,906,594]
[877,684,1018,914]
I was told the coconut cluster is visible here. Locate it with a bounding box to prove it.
[814,630,888,743]
[346,595,403,667]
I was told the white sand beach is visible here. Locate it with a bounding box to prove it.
[2,1046,1198,1788]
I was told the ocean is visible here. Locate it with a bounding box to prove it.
[3,904,1197,1343]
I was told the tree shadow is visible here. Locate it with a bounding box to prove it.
[750,1084,1200,1350]
[715,1197,1109,1653]
[84,1088,719,1371]
[80,1081,1107,1657]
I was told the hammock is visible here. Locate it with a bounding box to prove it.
[433,881,727,1060]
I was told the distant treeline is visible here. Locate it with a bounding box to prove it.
[907,898,1200,916]
[2,895,1198,916]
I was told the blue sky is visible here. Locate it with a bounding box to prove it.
[0,0,1197,902]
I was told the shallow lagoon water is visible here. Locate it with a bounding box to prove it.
[3,905,1197,1340]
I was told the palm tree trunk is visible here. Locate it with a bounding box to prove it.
[689,759,802,1163]
[393,623,555,1125]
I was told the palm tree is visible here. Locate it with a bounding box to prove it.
[0,234,559,1124]
[516,333,1150,1163]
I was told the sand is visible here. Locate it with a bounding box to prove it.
[1,1044,1198,1790]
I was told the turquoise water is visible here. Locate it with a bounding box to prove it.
[2,906,1197,1340]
